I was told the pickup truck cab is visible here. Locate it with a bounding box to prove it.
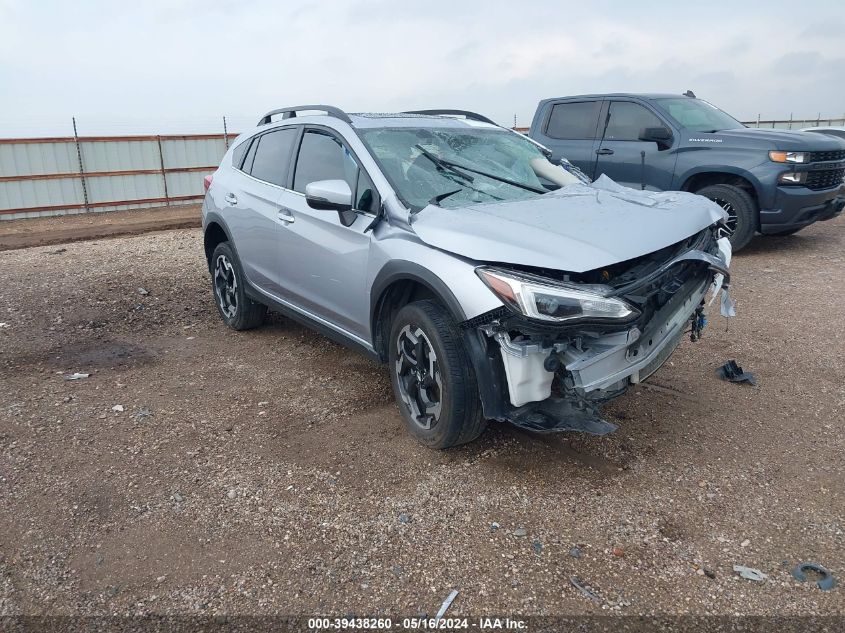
[529,93,845,250]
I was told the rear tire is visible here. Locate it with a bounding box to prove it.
[388,300,486,449]
[696,184,757,251]
[210,242,267,331]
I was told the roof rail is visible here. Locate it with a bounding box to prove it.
[403,110,498,126]
[258,105,352,126]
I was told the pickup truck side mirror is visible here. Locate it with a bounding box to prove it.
[639,126,673,150]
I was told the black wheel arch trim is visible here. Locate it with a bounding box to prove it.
[371,261,467,325]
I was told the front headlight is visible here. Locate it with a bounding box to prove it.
[769,150,809,164]
[476,267,639,323]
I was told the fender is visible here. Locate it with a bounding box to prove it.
[674,164,765,198]
[370,260,468,326]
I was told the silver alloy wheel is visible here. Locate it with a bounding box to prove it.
[214,254,238,319]
[712,197,738,235]
[395,325,443,430]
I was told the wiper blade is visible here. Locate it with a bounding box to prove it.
[429,188,463,206]
[414,144,474,182]
[433,156,547,194]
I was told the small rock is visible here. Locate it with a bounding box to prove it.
[398,513,410,524]
[173,493,184,503]
[612,546,625,557]
[156,575,166,583]
[513,527,527,537]
[569,547,582,559]
[227,489,237,499]
[112,405,124,412]
[704,567,716,579]
[741,539,751,548]
[137,287,149,296]
[106,585,119,597]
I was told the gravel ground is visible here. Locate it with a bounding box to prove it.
[0,217,843,621]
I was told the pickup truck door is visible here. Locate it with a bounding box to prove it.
[535,100,603,179]
[594,100,678,191]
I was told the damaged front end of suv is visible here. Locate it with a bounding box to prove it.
[462,225,732,435]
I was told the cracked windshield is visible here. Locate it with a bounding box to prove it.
[359,126,555,210]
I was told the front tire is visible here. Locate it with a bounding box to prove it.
[388,300,486,449]
[696,184,757,251]
[210,242,267,331]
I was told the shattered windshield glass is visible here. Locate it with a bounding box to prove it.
[358,126,557,211]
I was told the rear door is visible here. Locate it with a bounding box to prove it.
[594,100,678,191]
[274,127,378,340]
[537,100,603,177]
[222,127,298,297]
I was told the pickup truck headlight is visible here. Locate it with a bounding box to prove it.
[769,150,809,164]
[476,267,639,323]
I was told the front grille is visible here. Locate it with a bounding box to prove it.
[809,149,845,163]
[805,168,845,190]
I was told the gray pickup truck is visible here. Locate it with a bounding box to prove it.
[528,93,845,250]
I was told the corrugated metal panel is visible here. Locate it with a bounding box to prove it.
[0,133,228,219]
[0,141,79,177]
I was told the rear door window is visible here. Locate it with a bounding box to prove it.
[545,101,602,139]
[603,102,665,141]
[248,128,298,186]
[231,138,251,169]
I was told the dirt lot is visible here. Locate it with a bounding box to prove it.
[0,215,843,622]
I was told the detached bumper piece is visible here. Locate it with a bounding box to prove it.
[505,397,618,435]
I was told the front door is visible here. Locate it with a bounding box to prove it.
[594,100,678,191]
[275,128,379,342]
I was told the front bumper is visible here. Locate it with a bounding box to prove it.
[463,237,732,435]
[759,187,845,233]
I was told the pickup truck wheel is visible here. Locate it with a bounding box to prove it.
[695,184,757,251]
[210,242,267,331]
[389,300,486,449]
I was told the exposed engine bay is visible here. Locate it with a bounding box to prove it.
[463,227,733,435]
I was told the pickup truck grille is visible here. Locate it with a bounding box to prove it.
[805,168,845,190]
[809,149,845,163]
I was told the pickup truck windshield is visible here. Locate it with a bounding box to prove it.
[359,127,554,211]
[655,98,745,133]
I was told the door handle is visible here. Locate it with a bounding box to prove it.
[595,148,614,156]
[278,208,295,224]
[225,193,238,205]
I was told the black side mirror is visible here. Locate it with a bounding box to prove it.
[639,126,673,150]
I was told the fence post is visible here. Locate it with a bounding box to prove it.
[788,113,793,130]
[72,117,90,213]
[223,116,229,149]
[156,135,170,206]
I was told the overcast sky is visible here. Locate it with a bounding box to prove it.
[1,0,843,136]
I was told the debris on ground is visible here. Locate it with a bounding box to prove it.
[137,287,149,296]
[532,540,543,556]
[134,407,153,419]
[791,562,837,591]
[434,589,458,621]
[733,565,768,582]
[0,322,9,329]
[513,527,527,537]
[611,546,625,557]
[64,372,90,381]
[490,522,499,532]
[569,576,602,602]
[716,360,757,386]
[112,405,124,412]
[49,248,67,255]
[398,513,410,524]
[569,546,583,559]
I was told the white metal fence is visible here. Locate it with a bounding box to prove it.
[0,132,234,220]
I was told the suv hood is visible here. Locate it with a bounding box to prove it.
[410,175,726,273]
[705,128,845,150]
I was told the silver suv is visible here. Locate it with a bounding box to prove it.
[202,105,732,449]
